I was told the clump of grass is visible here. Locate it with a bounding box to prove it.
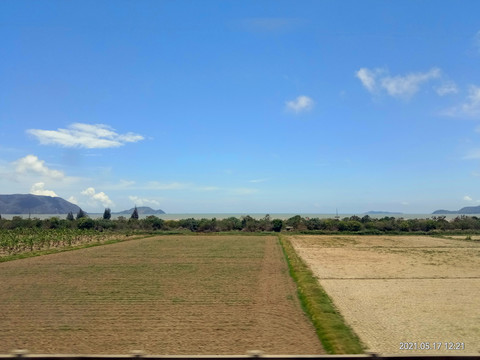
[278,235,364,354]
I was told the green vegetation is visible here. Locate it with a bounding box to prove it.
[278,234,364,354]
[3,213,480,235]
[0,227,122,254]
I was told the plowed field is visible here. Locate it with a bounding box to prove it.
[290,235,480,355]
[0,235,323,355]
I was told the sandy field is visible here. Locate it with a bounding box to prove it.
[0,235,323,355]
[290,235,480,355]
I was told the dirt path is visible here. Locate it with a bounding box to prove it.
[290,235,480,355]
[0,235,323,355]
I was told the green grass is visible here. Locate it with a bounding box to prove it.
[278,234,365,354]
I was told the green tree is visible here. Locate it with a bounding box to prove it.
[272,219,283,232]
[76,209,87,220]
[144,215,164,230]
[66,212,74,221]
[131,206,139,220]
[103,208,111,220]
[77,217,95,230]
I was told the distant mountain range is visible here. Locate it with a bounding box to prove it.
[0,194,81,214]
[114,207,165,215]
[432,205,480,214]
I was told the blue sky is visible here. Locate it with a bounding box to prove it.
[1,0,480,214]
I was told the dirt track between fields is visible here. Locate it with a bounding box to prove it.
[290,235,480,355]
[0,235,323,355]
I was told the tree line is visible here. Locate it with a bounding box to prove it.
[2,211,480,234]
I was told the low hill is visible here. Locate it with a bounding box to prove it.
[114,206,165,215]
[0,194,81,214]
[433,205,480,214]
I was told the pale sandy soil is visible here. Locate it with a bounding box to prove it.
[0,235,323,355]
[290,235,480,355]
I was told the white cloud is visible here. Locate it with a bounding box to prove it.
[356,67,441,99]
[27,123,144,149]
[435,81,459,96]
[355,68,378,92]
[30,182,58,197]
[442,85,480,118]
[15,155,64,179]
[286,95,314,113]
[380,68,441,99]
[128,196,160,207]
[464,195,473,201]
[68,196,78,205]
[81,187,114,208]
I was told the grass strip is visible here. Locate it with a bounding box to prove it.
[0,234,150,263]
[278,234,365,354]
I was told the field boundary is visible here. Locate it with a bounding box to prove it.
[277,235,364,354]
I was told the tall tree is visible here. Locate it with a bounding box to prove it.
[76,208,87,220]
[131,205,139,220]
[103,208,112,220]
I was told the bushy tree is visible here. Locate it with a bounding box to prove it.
[77,217,95,230]
[272,219,283,232]
[144,215,164,230]
[179,218,199,232]
[66,212,74,221]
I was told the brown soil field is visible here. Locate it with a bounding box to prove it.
[0,235,323,355]
[289,235,480,355]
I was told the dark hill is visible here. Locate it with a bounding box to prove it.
[0,194,81,214]
[115,206,165,215]
[432,205,480,214]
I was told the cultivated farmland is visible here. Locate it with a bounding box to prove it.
[289,235,480,355]
[0,235,323,355]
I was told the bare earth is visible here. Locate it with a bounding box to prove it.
[0,235,323,355]
[289,235,480,355]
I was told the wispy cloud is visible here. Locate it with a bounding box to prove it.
[355,68,379,92]
[30,182,58,197]
[435,81,459,96]
[27,123,144,149]
[463,195,473,201]
[464,148,480,159]
[286,95,314,113]
[442,85,480,118]
[15,155,64,179]
[249,178,268,183]
[356,67,441,99]
[128,196,160,207]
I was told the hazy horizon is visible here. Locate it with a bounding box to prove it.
[1,0,480,214]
